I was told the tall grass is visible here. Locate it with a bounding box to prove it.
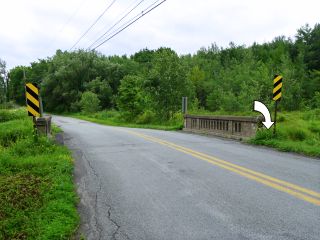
[69,109,184,130]
[250,110,320,157]
[0,108,79,239]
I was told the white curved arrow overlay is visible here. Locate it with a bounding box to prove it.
[254,101,274,129]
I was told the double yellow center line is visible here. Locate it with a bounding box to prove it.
[124,130,320,206]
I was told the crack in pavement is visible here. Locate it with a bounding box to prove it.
[66,132,127,240]
[81,149,104,240]
[103,193,131,240]
[107,205,121,240]
[81,147,129,240]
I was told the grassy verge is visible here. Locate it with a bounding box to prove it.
[0,108,79,239]
[249,110,320,157]
[66,110,183,131]
[67,109,320,157]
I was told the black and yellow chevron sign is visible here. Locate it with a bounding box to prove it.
[25,83,40,117]
[273,75,282,101]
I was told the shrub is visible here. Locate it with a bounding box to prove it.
[70,101,81,112]
[117,75,144,117]
[0,101,17,109]
[0,109,26,122]
[253,129,274,141]
[312,92,320,108]
[79,91,100,113]
[136,110,156,124]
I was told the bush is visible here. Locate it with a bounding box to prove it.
[117,75,144,117]
[135,110,156,124]
[0,101,17,109]
[70,101,81,112]
[253,129,274,141]
[79,91,100,113]
[0,108,26,122]
[312,92,320,108]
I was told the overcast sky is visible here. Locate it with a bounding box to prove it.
[1,0,319,70]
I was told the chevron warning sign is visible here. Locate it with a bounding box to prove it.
[273,75,282,101]
[25,83,40,117]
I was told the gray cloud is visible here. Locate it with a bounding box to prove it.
[1,0,319,70]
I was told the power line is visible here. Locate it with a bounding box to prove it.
[90,0,161,49]
[69,0,117,51]
[87,0,145,49]
[58,0,88,34]
[92,0,166,50]
[49,0,88,49]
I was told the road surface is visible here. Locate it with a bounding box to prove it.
[53,116,320,240]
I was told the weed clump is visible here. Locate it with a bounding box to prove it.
[287,128,308,141]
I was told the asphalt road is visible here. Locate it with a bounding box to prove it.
[53,116,320,240]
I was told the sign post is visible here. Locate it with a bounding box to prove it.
[182,97,188,114]
[272,75,282,135]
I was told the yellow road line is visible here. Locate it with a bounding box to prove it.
[124,130,320,206]
[137,132,320,198]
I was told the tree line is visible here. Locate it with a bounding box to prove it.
[1,23,319,121]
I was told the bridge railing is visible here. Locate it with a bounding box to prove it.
[183,114,263,140]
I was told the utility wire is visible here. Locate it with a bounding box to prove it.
[69,0,117,51]
[49,0,88,49]
[92,0,166,50]
[90,0,161,49]
[88,0,145,49]
[58,0,88,34]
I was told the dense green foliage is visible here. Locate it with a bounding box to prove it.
[3,23,319,122]
[0,108,79,239]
